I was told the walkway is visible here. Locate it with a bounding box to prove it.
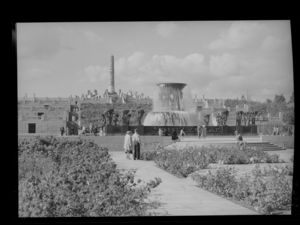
[109,151,258,215]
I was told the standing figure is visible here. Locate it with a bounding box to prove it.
[99,127,103,136]
[171,130,179,143]
[197,124,202,139]
[89,123,93,135]
[60,126,65,136]
[237,133,246,150]
[132,129,141,160]
[234,129,238,137]
[158,128,163,136]
[201,125,207,138]
[272,126,276,135]
[124,131,133,159]
[179,128,185,141]
[102,126,106,136]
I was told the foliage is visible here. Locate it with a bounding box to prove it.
[191,165,292,214]
[140,145,280,177]
[282,107,294,125]
[19,136,160,217]
[154,148,210,177]
[140,150,159,161]
[274,94,286,104]
[140,143,164,161]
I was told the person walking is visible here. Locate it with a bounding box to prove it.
[124,131,133,159]
[132,129,141,160]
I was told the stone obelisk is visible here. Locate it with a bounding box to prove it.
[109,55,115,93]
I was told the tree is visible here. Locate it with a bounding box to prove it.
[289,92,294,103]
[282,108,294,125]
[266,99,272,104]
[274,94,286,105]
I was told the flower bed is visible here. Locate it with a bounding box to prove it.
[191,165,292,214]
[19,136,160,217]
[140,145,281,177]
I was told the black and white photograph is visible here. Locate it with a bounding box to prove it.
[17,20,295,217]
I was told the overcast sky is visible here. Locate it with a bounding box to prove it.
[17,21,294,102]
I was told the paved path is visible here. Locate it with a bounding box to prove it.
[109,151,258,215]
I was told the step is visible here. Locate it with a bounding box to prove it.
[247,142,285,151]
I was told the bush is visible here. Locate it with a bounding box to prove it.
[154,148,210,177]
[265,154,280,163]
[140,150,158,161]
[191,165,292,214]
[19,136,160,217]
[141,145,281,177]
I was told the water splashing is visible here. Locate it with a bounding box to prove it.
[143,83,198,126]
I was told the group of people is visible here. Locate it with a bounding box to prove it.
[123,129,141,160]
[272,126,280,135]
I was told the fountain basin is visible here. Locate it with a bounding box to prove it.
[143,111,198,126]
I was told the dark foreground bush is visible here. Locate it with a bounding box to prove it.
[19,136,160,217]
[191,165,292,214]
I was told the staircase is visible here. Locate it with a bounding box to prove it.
[247,142,285,151]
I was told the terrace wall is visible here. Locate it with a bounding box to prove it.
[104,125,258,136]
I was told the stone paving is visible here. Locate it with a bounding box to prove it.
[109,151,258,215]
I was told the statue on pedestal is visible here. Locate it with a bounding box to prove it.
[137,109,145,125]
[113,113,119,126]
[122,110,131,126]
[104,109,114,125]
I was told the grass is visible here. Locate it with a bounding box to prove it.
[81,135,173,152]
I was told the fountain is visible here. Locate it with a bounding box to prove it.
[143,83,198,126]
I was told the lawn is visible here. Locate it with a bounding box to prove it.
[82,135,173,152]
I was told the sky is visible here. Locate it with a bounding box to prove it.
[17,21,294,102]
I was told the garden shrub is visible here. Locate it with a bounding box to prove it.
[154,148,210,177]
[19,136,161,217]
[191,165,292,214]
[140,150,159,161]
[142,144,281,177]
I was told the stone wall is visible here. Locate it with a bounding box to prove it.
[18,100,70,134]
[104,125,258,136]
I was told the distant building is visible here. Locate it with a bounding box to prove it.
[18,97,79,135]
